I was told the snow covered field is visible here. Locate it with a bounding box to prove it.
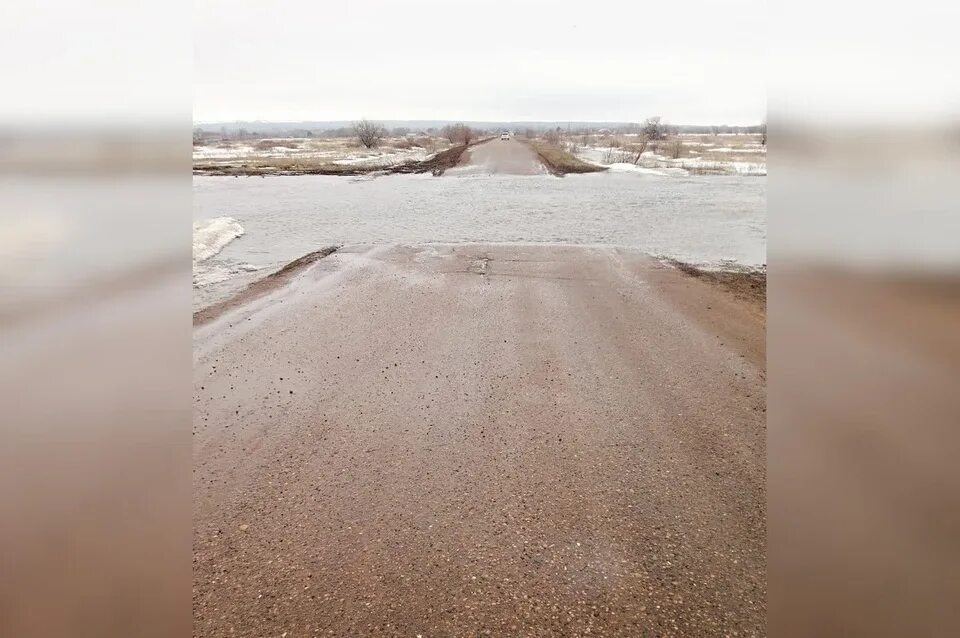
[573,133,766,176]
[192,136,451,169]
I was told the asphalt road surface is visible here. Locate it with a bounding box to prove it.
[451,138,547,175]
[193,244,766,637]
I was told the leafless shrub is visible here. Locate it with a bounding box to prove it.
[642,116,666,141]
[669,137,683,159]
[353,119,386,149]
[414,136,440,152]
[600,136,621,149]
[684,162,728,175]
[406,136,431,148]
[441,123,474,146]
[601,148,634,164]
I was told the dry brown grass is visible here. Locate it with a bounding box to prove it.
[578,132,766,162]
[254,139,303,151]
[193,157,370,176]
[526,139,606,175]
[413,136,441,152]
[194,138,468,176]
[193,134,455,174]
[389,138,417,150]
[680,133,766,162]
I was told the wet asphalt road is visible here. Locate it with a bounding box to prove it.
[193,244,766,636]
[449,138,547,175]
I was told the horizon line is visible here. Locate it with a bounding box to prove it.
[194,118,765,127]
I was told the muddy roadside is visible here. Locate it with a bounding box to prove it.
[656,259,766,368]
[192,246,339,326]
[666,260,766,307]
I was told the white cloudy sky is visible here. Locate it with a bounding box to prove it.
[3,2,956,127]
[194,0,767,124]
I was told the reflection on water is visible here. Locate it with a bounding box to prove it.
[193,172,765,308]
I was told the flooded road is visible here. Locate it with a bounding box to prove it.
[193,171,765,309]
[192,142,768,637]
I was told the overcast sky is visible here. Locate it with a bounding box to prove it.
[4,2,956,127]
[195,0,767,125]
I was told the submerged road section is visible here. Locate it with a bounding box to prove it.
[193,244,766,637]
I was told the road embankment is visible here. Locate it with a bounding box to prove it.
[522,139,609,175]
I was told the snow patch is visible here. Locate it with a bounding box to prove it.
[605,163,671,176]
[708,147,766,154]
[193,216,244,262]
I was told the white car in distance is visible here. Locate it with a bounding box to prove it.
[500,131,510,140]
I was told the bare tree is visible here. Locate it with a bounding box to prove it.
[353,119,386,149]
[642,116,666,141]
[626,116,667,163]
[632,137,650,164]
[442,123,474,145]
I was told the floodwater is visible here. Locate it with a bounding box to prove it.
[193,171,765,309]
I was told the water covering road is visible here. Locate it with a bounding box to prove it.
[193,168,765,309]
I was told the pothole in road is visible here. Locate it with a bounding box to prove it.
[470,256,491,276]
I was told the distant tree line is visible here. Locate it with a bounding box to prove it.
[524,121,764,137]
[193,120,765,142]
